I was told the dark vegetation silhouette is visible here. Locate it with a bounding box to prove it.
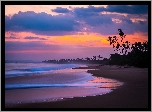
[107,29,148,68]
[43,29,148,68]
[42,55,106,64]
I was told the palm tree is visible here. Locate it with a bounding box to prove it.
[93,56,96,60]
[97,55,103,60]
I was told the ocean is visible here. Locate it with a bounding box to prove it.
[5,62,122,105]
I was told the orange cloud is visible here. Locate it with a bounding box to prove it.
[52,33,108,47]
[123,32,148,43]
[5,31,148,49]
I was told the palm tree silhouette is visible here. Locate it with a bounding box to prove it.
[93,56,96,60]
[97,55,103,60]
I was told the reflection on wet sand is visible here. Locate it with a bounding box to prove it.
[89,76,123,89]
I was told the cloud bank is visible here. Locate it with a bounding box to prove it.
[5,5,148,36]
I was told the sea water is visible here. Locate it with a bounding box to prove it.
[5,62,123,104]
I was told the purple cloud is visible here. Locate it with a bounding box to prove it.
[106,5,148,14]
[5,41,63,51]
[24,36,47,40]
[5,5,148,36]
[5,11,80,33]
[52,7,70,13]
[8,36,20,39]
[24,36,39,39]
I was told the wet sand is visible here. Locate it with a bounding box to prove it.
[5,65,149,109]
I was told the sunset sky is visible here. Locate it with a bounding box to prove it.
[5,5,148,61]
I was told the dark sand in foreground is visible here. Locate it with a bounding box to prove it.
[5,65,149,109]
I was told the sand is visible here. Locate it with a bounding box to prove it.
[5,65,149,109]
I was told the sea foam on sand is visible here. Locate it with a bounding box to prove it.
[5,68,123,105]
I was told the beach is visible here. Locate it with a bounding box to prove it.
[5,65,149,109]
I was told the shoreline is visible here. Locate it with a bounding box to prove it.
[5,65,149,109]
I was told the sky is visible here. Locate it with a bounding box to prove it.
[5,5,148,61]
